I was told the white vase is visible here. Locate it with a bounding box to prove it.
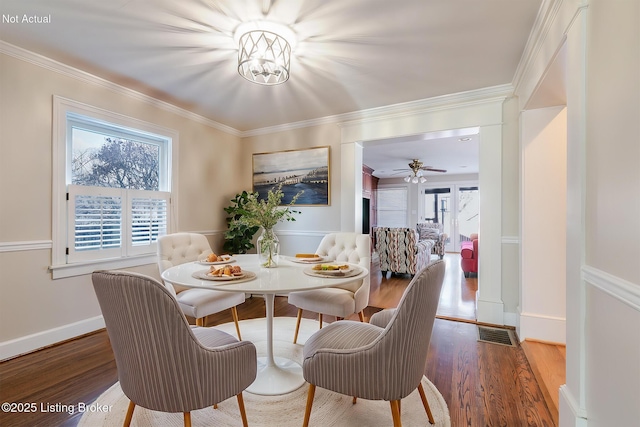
[257,227,280,268]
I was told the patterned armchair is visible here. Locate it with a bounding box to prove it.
[373,227,433,277]
[416,222,446,259]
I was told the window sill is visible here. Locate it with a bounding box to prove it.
[49,254,157,279]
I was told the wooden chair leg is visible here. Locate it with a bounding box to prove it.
[302,384,316,427]
[390,400,402,427]
[123,400,135,427]
[237,393,249,427]
[417,382,435,424]
[183,411,191,427]
[213,403,218,409]
[358,311,365,322]
[231,306,242,340]
[293,308,303,343]
[318,313,323,329]
[195,317,203,327]
[352,396,357,404]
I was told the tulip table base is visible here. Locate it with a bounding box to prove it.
[245,293,305,396]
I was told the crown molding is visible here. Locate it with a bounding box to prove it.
[241,84,513,137]
[0,41,242,137]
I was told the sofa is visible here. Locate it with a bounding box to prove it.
[416,222,446,259]
[460,233,478,277]
[373,227,433,277]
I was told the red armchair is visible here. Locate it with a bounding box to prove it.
[460,234,478,277]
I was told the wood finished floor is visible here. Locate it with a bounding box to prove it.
[0,255,557,427]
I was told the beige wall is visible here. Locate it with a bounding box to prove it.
[242,125,344,254]
[0,51,244,353]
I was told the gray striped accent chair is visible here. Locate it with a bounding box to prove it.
[92,270,257,427]
[301,260,446,427]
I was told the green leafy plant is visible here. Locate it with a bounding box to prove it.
[223,191,260,254]
[235,184,303,230]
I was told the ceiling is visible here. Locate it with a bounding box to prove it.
[0,0,542,175]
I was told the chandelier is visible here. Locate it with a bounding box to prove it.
[235,21,295,85]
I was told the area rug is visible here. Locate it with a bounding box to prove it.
[79,317,451,427]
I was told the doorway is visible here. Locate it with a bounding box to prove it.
[420,185,479,252]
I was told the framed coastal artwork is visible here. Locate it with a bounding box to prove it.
[252,146,330,206]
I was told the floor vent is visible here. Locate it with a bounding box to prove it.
[477,326,516,347]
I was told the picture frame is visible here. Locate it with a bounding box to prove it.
[252,146,330,206]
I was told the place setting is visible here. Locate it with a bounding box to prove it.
[191,263,257,284]
[303,262,362,278]
[285,253,329,264]
[196,252,236,265]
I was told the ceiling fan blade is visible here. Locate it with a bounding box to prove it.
[421,167,447,173]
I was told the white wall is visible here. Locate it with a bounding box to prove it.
[582,0,640,425]
[519,106,567,343]
[515,0,640,426]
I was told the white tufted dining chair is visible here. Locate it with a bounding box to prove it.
[157,233,244,339]
[288,233,371,343]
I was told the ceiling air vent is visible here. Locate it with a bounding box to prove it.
[477,326,516,347]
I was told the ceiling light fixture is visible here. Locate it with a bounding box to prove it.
[404,170,427,184]
[235,21,296,85]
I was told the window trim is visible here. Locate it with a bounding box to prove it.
[51,96,179,278]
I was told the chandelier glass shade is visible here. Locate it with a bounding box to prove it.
[237,24,292,85]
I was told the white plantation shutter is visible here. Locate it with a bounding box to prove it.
[67,186,169,262]
[128,190,169,255]
[376,187,408,227]
[68,186,124,262]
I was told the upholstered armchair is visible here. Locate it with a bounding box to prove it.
[158,232,244,338]
[373,227,432,277]
[416,222,446,259]
[288,233,370,343]
[92,270,257,427]
[301,260,446,427]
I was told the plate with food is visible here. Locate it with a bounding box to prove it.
[303,263,361,278]
[197,253,236,265]
[288,253,326,264]
[192,265,256,282]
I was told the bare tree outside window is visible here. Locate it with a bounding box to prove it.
[72,136,159,191]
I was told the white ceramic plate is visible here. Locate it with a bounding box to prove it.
[288,256,326,264]
[192,269,254,281]
[303,264,361,278]
[197,256,236,265]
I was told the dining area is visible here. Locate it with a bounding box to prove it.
[87,227,448,427]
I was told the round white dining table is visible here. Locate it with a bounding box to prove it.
[160,254,369,396]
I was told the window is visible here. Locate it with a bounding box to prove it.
[376,187,408,227]
[52,97,177,277]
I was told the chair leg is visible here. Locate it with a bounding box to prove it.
[237,392,249,427]
[123,400,135,427]
[318,313,323,329]
[293,308,303,343]
[183,412,191,427]
[358,311,365,322]
[390,400,402,427]
[195,317,204,327]
[231,306,242,340]
[417,382,435,424]
[352,396,357,404]
[302,384,316,427]
[213,404,218,409]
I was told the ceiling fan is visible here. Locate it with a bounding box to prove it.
[393,159,447,183]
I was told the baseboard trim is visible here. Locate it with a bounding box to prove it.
[559,385,588,425]
[476,299,505,325]
[0,315,105,361]
[519,311,566,344]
